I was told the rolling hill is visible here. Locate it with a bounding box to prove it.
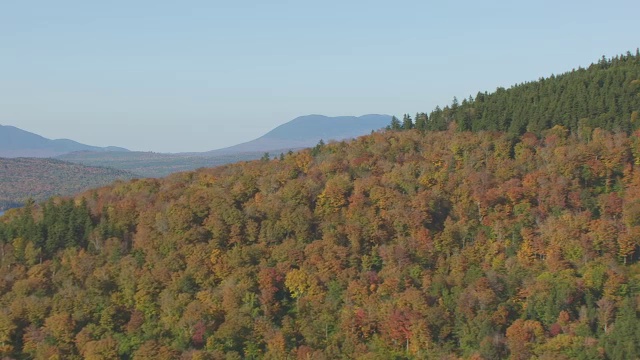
[0,53,639,359]
[2,127,640,359]
[58,114,392,177]
[0,124,129,158]
[0,157,136,210]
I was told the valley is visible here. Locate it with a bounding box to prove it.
[56,150,269,178]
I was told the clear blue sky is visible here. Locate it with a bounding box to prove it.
[1,0,638,152]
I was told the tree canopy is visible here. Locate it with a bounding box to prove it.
[1,52,640,359]
[404,51,640,136]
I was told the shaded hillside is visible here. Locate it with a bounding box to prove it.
[0,125,128,158]
[2,127,640,358]
[396,51,640,135]
[0,157,136,210]
[205,114,391,155]
[58,151,272,178]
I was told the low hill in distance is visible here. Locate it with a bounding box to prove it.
[59,114,391,177]
[0,124,129,158]
[57,150,272,178]
[0,157,136,210]
[205,114,391,155]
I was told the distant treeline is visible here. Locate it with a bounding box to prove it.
[389,51,640,135]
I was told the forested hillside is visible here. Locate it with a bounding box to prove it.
[392,51,640,135]
[2,125,640,358]
[0,158,136,211]
[1,52,640,359]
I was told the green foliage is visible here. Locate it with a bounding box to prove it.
[388,116,402,130]
[392,52,640,136]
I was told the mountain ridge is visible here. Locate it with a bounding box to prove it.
[57,114,393,177]
[0,124,129,158]
[204,114,391,155]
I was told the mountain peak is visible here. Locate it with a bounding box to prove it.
[263,114,391,141]
[207,114,392,155]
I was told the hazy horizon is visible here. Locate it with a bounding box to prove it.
[1,0,639,152]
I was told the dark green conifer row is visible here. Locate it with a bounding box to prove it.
[392,51,640,136]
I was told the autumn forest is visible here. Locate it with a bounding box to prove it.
[1,52,640,359]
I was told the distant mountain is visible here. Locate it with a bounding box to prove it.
[205,114,392,155]
[58,114,393,177]
[0,157,136,210]
[0,124,129,158]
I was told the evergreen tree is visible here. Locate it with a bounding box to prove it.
[415,112,428,131]
[393,52,640,136]
[402,114,414,130]
[604,298,640,359]
[388,116,402,130]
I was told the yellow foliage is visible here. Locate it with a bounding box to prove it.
[295,152,313,174]
[209,248,222,265]
[285,269,310,299]
[0,312,16,349]
[517,239,536,266]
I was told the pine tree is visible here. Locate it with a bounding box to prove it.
[402,114,414,130]
[388,116,402,130]
[415,113,428,131]
[604,298,640,359]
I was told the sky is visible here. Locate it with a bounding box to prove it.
[1,0,639,153]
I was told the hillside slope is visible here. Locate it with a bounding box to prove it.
[0,124,129,158]
[2,127,640,358]
[408,51,640,134]
[0,157,136,210]
[2,53,640,359]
